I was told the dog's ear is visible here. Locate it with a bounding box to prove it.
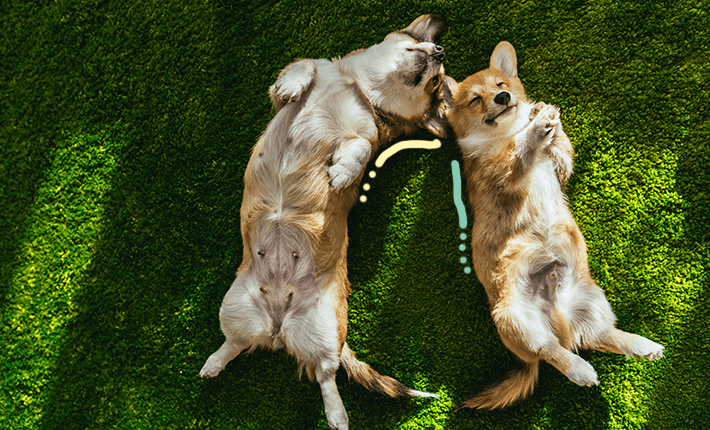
[424,114,450,139]
[443,75,458,109]
[490,41,518,78]
[402,14,446,44]
[423,75,457,138]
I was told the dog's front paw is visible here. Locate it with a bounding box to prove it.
[328,163,358,192]
[530,104,560,146]
[272,60,316,103]
[273,77,309,103]
[328,138,370,192]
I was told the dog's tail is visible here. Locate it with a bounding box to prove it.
[458,361,539,410]
[339,342,438,398]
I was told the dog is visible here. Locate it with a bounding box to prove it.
[444,41,664,409]
[199,15,449,429]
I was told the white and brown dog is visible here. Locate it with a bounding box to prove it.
[445,41,664,409]
[200,15,448,429]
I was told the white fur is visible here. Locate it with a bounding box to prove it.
[524,159,563,229]
[458,102,533,159]
[355,38,442,119]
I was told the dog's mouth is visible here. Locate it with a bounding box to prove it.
[484,104,517,126]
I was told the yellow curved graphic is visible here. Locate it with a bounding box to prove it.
[375,139,441,167]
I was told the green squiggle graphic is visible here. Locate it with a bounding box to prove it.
[451,160,467,229]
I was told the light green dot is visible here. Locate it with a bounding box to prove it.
[459,244,466,251]
[460,233,467,240]
[464,267,472,274]
[460,257,467,264]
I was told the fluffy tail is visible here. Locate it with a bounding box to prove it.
[458,361,539,410]
[340,342,438,398]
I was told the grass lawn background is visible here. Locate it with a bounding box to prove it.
[1,0,708,428]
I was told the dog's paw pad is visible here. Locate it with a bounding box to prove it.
[539,106,560,128]
[529,102,547,121]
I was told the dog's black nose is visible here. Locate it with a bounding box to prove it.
[494,91,511,105]
[432,45,446,62]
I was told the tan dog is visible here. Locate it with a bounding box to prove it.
[445,41,664,410]
[199,15,448,429]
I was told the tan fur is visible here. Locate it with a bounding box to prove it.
[446,41,664,410]
[201,15,447,429]
[339,343,413,397]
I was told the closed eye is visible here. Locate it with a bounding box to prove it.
[468,96,482,105]
[497,82,506,87]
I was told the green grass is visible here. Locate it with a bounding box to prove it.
[1,0,708,428]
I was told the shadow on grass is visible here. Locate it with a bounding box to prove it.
[36,117,252,428]
[644,96,710,429]
[36,2,261,427]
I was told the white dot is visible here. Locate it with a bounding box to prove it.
[363,183,371,191]
[369,171,376,178]
[360,195,367,203]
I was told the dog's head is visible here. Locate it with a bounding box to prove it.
[355,14,449,138]
[445,41,533,147]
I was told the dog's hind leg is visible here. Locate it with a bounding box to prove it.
[540,341,599,386]
[316,361,349,430]
[568,278,664,361]
[493,300,598,388]
[200,271,260,378]
[283,288,348,429]
[585,328,664,361]
[199,340,247,378]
